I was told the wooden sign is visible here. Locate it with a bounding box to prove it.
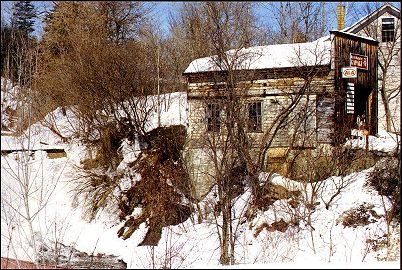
[341,67,357,78]
[350,53,368,70]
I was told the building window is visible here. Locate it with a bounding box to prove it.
[248,101,262,132]
[207,103,221,132]
[382,18,395,42]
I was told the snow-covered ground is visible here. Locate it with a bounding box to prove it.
[1,89,400,269]
[1,78,18,133]
[346,129,400,153]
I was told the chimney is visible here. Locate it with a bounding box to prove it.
[337,4,345,30]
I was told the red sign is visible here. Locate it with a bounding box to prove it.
[350,53,368,70]
[342,67,357,78]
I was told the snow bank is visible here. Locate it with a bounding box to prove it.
[1,89,400,268]
[346,129,400,153]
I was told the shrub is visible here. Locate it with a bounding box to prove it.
[336,203,380,228]
[366,157,401,222]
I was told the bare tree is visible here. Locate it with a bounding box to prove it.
[0,22,71,266]
[179,2,261,264]
[263,2,329,44]
[181,1,340,265]
[348,3,401,133]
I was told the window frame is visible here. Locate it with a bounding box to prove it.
[381,17,395,43]
[206,102,222,132]
[247,101,262,133]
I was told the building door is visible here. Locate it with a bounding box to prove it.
[354,84,371,130]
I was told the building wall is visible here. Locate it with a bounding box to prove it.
[185,72,335,199]
[349,10,401,133]
[330,31,379,136]
[183,30,380,200]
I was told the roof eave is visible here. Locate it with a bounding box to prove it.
[344,4,401,34]
[330,30,379,45]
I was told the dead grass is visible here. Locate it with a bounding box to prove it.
[254,218,290,237]
[245,181,301,222]
[72,121,126,220]
[47,151,67,159]
[336,203,381,228]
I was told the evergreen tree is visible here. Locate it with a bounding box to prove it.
[12,1,36,36]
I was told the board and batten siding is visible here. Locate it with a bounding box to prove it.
[330,30,379,136]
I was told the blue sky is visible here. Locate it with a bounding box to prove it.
[1,1,401,39]
[1,1,180,37]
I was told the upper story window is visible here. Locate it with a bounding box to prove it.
[382,18,395,42]
[247,101,262,132]
[207,103,221,132]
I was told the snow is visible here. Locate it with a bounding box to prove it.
[183,30,377,74]
[331,29,378,42]
[346,129,400,153]
[184,36,331,73]
[1,78,18,130]
[1,87,400,268]
[211,261,400,269]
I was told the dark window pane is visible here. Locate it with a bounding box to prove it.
[248,102,262,132]
[382,18,395,42]
[207,103,221,132]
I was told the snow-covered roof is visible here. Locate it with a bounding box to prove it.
[330,29,378,42]
[183,35,331,74]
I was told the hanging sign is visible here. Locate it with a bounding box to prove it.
[341,67,357,78]
[350,53,368,70]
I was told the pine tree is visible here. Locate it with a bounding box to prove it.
[12,1,36,36]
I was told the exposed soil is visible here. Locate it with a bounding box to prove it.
[117,125,193,246]
[254,218,290,237]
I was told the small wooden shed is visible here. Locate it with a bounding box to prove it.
[330,30,379,138]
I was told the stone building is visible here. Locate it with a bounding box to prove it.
[342,4,400,134]
[182,29,379,199]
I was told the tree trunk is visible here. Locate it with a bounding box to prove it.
[220,193,229,265]
[229,205,235,265]
[380,73,393,132]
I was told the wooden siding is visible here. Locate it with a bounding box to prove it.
[185,70,335,150]
[184,65,331,84]
[182,33,379,199]
[331,31,379,136]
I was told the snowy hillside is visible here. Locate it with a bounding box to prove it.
[1,78,18,134]
[1,89,400,269]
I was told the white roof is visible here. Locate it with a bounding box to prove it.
[184,35,331,74]
[332,29,378,42]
